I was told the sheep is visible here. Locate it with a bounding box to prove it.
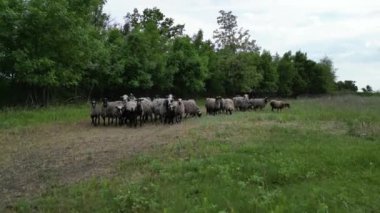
[101,98,123,126]
[121,94,128,102]
[152,98,165,122]
[173,99,185,123]
[123,99,138,127]
[115,105,125,125]
[249,97,269,111]
[90,100,101,126]
[167,94,174,101]
[135,98,154,126]
[152,96,176,124]
[183,99,202,118]
[109,101,123,126]
[205,97,223,115]
[141,98,154,122]
[233,96,250,111]
[128,93,136,101]
[140,97,152,101]
[222,98,234,115]
[161,97,176,124]
[270,100,290,112]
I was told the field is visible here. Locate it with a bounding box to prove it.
[1,95,380,212]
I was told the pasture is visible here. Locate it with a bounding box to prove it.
[0,95,379,212]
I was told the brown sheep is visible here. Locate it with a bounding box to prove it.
[270,100,290,112]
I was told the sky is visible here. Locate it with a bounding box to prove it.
[103,0,380,91]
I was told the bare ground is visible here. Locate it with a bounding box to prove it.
[0,120,197,207]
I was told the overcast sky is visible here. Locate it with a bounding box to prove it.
[104,0,380,91]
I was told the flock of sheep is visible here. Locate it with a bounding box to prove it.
[90,93,290,127]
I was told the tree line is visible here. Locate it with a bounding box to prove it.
[0,0,356,107]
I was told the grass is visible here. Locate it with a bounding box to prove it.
[0,104,89,129]
[3,95,380,212]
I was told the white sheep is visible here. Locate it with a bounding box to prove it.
[173,99,185,123]
[249,97,269,110]
[183,99,202,118]
[222,98,234,114]
[101,98,123,126]
[233,96,250,111]
[205,97,223,115]
[90,100,101,126]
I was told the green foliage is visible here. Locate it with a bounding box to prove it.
[168,36,208,96]
[1,4,342,106]
[336,80,358,93]
[362,85,373,93]
[258,50,278,94]
[277,52,296,96]
[292,51,309,95]
[1,0,109,104]
[311,57,336,94]
[219,51,262,94]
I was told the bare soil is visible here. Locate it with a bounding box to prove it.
[0,120,197,207]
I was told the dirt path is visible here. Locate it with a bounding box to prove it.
[0,120,197,207]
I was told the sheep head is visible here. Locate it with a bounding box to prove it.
[91,100,97,108]
[102,98,108,107]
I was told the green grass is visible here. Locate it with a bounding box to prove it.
[0,104,89,129]
[8,95,380,212]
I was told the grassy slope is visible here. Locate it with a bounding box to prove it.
[7,95,380,212]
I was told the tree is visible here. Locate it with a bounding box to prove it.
[277,52,296,96]
[213,10,259,53]
[124,7,184,38]
[0,4,345,106]
[258,50,278,95]
[1,0,109,105]
[292,51,309,95]
[81,26,124,99]
[217,51,261,95]
[0,0,25,80]
[336,80,358,92]
[362,85,373,93]
[316,57,336,93]
[122,8,185,93]
[167,36,208,96]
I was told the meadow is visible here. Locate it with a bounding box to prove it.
[1,95,379,212]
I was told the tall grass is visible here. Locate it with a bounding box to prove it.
[7,95,380,212]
